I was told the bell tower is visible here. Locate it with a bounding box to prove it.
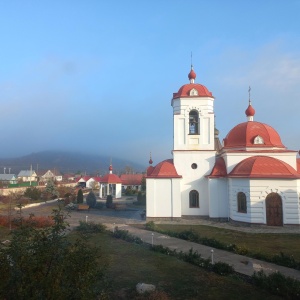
[171,66,217,216]
[171,66,215,151]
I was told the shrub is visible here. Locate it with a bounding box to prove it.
[106,195,113,208]
[212,261,235,275]
[271,252,299,269]
[76,221,106,233]
[0,208,109,299]
[77,189,84,204]
[145,221,156,231]
[86,191,97,208]
[112,227,143,244]
[252,270,300,299]
[151,245,234,276]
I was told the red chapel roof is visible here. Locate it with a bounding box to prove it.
[228,156,300,179]
[146,159,182,178]
[101,173,122,184]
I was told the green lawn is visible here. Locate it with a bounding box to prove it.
[151,224,300,261]
[70,231,282,299]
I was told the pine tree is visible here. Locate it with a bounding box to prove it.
[86,191,97,208]
[77,189,84,204]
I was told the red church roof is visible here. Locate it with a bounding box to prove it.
[172,67,213,99]
[146,159,182,178]
[173,83,213,99]
[223,121,285,149]
[208,157,227,178]
[228,156,300,179]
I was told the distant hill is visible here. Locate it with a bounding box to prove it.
[0,151,146,175]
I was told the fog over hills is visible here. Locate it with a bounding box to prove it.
[0,151,146,175]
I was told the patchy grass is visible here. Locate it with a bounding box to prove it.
[70,230,281,299]
[149,224,300,261]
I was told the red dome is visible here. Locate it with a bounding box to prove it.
[229,156,300,179]
[188,68,196,80]
[173,83,213,99]
[245,103,255,117]
[146,159,181,178]
[223,121,285,149]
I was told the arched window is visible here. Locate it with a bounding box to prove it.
[237,192,247,213]
[189,110,199,135]
[189,190,199,208]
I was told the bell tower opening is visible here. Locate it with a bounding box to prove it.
[189,110,199,135]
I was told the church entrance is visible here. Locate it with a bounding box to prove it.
[266,193,283,226]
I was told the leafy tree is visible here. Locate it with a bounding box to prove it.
[86,191,97,208]
[77,189,84,204]
[24,187,41,201]
[0,208,108,299]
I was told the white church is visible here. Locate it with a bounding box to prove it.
[146,66,300,226]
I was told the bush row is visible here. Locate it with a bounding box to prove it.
[112,227,143,244]
[76,221,106,233]
[151,245,234,276]
[0,215,54,229]
[252,270,300,299]
[145,222,300,271]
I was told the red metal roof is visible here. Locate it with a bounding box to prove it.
[101,173,122,183]
[146,159,182,178]
[223,121,285,149]
[173,83,213,99]
[208,157,227,178]
[228,156,300,179]
[297,158,300,174]
[120,174,143,185]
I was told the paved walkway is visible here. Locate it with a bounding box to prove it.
[18,202,300,280]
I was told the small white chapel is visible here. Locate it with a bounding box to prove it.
[146,66,300,226]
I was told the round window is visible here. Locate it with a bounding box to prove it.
[191,163,197,169]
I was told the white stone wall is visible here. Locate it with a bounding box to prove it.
[146,178,181,218]
[173,150,216,216]
[229,178,300,224]
[208,178,229,218]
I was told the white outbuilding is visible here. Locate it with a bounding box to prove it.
[99,165,122,199]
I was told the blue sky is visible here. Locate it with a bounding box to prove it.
[0,1,299,166]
